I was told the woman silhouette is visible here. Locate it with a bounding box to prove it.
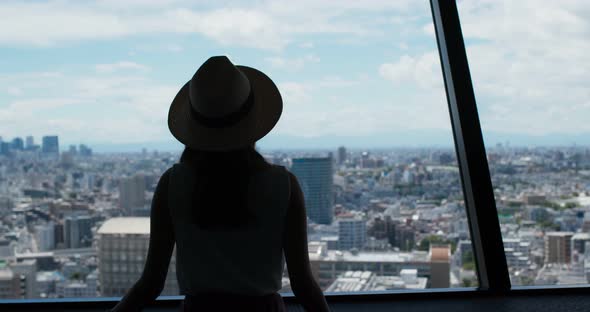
[111,56,330,311]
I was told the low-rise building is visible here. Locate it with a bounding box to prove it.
[326,269,427,292]
[97,217,177,297]
[308,242,449,289]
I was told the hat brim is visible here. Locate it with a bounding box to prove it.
[168,66,283,151]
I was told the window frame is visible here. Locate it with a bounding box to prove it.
[2,0,590,309]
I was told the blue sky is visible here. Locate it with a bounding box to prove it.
[0,0,588,151]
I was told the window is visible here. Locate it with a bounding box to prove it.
[457,0,590,287]
[0,1,480,298]
[2,0,551,304]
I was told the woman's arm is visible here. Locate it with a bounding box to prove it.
[283,172,330,312]
[111,169,176,312]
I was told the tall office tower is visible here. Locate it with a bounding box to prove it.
[64,215,94,249]
[41,136,59,158]
[35,222,55,251]
[25,136,34,149]
[11,137,24,150]
[98,218,178,296]
[0,141,9,156]
[545,232,574,264]
[338,217,367,250]
[68,145,77,155]
[79,144,92,157]
[291,157,334,225]
[54,222,65,249]
[395,224,416,252]
[337,146,347,165]
[119,174,146,215]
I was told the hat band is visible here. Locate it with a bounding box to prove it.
[189,91,254,128]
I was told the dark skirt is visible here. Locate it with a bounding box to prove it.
[181,292,286,312]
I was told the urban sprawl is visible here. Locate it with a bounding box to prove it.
[1,135,589,298]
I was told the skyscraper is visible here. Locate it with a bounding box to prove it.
[338,217,367,250]
[11,138,24,150]
[545,232,573,264]
[35,222,55,251]
[25,136,34,149]
[119,174,146,215]
[79,144,92,157]
[338,146,347,165]
[64,215,94,249]
[291,157,334,225]
[41,136,59,158]
[97,218,177,296]
[0,142,9,156]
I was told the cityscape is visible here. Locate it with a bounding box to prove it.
[1,134,590,298]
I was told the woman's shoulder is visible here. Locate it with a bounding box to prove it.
[264,164,294,179]
[161,166,175,179]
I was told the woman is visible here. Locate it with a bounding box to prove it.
[111,56,330,311]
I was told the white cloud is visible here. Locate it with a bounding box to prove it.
[375,1,590,137]
[95,61,150,73]
[422,22,435,37]
[378,52,443,89]
[0,0,424,50]
[299,42,314,49]
[266,54,320,71]
[4,0,588,144]
[0,68,178,144]
[278,82,311,106]
[273,73,450,139]
[455,0,590,135]
[5,87,22,96]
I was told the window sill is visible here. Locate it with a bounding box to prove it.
[1,286,590,311]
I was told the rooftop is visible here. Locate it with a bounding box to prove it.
[572,233,590,240]
[326,270,428,292]
[97,217,150,235]
[546,232,575,237]
[0,268,14,280]
[430,246,451,262]
[312,249,430,263]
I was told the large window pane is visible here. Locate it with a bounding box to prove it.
[457,0,590,286]
[0,1,476,299]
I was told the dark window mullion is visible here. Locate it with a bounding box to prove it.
[430,0,510,292]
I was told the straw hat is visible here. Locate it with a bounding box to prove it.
[168,56,282,151]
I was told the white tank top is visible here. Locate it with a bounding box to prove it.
[168,163,291,296]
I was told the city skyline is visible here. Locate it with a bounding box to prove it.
[2,139,590,298]
[8,132,590,154]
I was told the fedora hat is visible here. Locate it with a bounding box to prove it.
[168,56,282,151]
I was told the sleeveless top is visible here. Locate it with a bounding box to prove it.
[168,163,291,296]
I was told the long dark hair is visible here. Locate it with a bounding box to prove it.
[179,145,271,230]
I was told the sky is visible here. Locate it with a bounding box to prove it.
[0,0,588,152]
